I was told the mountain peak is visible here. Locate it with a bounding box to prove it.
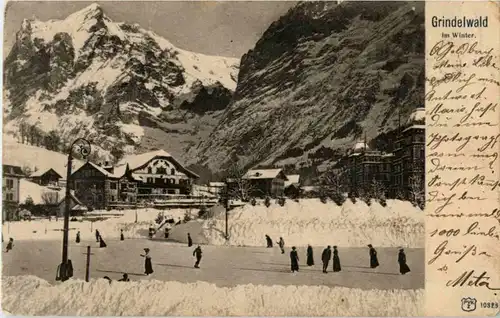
[65,2,105,24]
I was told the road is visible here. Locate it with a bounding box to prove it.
[2,239,424,290]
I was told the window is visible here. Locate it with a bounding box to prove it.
[171,178,176,185]
[6,193,13,201]
[147,177,153,183]
[128,183,135,189]
[110,182,117,189]
[97,195,103,202]
[111,196,116,202]
[157,167,166,174]
[6,179,14,189]
[171,168,176,175]
[148,167,152,174]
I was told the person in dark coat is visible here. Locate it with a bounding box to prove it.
[193,245,202,268]
[99,236,107,248]
[141,248,154,275]
[321,246,332,273]
[187,233,193,247]
[333,246,341,272]
[164,227,170,239]
[368,244,379,268]
[120,229,125,241]
[95,230,101,242]
[76,231,81,243]
[118,273,130,281]
[277,237,285,254]
[306,245,314,266]
[290,246,299,272]
[265,235,273,248]
[398,248,411,275]
[148,226,155,239]
[5,238,14,253]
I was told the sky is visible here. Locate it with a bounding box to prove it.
[3,1,297,58]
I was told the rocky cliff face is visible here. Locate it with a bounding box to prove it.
[194,1,424,172]
[3,3,239,161]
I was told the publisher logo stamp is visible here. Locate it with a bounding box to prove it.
[462,297,477,312]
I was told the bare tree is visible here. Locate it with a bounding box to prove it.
[369,178,387,206]
[41,191,60,205]
[319,169,345,205]
[225,162,258,201]
[409,173,425,209]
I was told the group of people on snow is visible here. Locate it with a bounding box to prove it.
[265,235,410,275]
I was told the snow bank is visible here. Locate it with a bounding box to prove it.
[2,275,423,316]
[170,199,424,248]
[2,208,191,241]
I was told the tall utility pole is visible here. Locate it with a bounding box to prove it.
[58,138,91,282]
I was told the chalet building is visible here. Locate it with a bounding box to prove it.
[242,168,288,198]
[29,168,62,186]
[2,164,24,220]
[70,162,137,210]
[284,174,301,198]
[333,108,425,201]
[114,150,200,200]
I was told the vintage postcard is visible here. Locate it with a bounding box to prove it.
[1,0,498,316]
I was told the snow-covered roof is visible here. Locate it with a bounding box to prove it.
[86,162,123,178]
[117,150,172,170]
[403,124,426,133]
[116,150,199,179]
[352,141,369,153]
[285,175,300,187]
[30,168,62,178]
[209,182,226,187]
[406,107,425,125]
[20,179,68,205]
[243,169,287,180]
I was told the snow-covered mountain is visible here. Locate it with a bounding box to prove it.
[194,1,424,171]
[3,3,239,161]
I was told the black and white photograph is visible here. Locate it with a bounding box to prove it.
[2,1,425,315]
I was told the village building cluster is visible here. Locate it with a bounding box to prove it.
[2,109,425,219]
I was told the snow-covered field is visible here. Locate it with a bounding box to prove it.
[2,208,191,241]
[2,275,423,316]
[170,199,424,248]
[3,199,424,248]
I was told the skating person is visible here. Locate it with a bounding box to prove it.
[95,230,101,242]
[290,246,299,273]
[5,238,14,253]
[277,237,285,254]
[398,248,411,275]
[99,236,107,248]
[118,273,130,281]
[120,229,124,241]
[321,246,332,273]
[193,245,202,268]
[76,231,81,243]
[333,246,341,272]
[140,248,154,276]
[368,244,379,269]
[265,235,273,248]
[164,227,169,239]
[187,233,193,247]
[306,244,314,266]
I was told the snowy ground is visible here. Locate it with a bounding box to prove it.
[2,239,424,290]
[2,275,423,316]
[2,208,190,241]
